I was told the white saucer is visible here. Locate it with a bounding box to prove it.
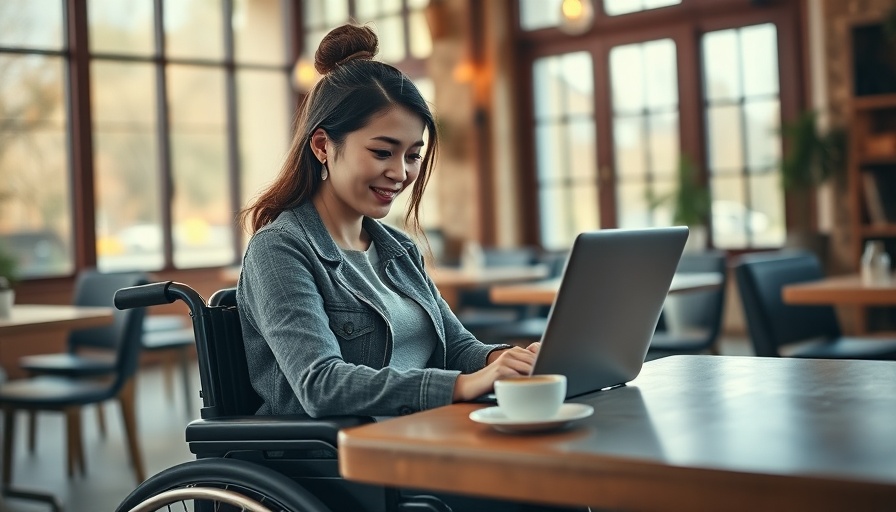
[469,403,594,433]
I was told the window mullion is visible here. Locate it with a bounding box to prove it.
[67,0,98,270]
[223,0,242,258]
[154,0,175,269]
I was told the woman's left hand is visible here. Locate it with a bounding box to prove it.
[524,342,540,354]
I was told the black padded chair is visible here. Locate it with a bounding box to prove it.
[113,282,451,512]
[0,271,150,488]
[19,269,130,378]
[20,269,196,419]
[735,251,896,359]
[647,250,728,358]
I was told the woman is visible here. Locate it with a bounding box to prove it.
[237,24,539,419]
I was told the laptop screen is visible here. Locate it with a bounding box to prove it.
[532,227,688,398]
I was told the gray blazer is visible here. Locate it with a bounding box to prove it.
[237,201,506,418]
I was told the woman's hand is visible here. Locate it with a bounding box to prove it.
[453,347,537,402]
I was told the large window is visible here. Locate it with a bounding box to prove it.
[702,23,785,248]
[518,0,800,251]
[532,52,598,250]
[0,1,295,277]
[611,38,679,230]
[0,0,73,278]
[520,0,683,31]
[92,0,292,272]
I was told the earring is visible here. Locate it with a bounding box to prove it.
[321,160,328,181]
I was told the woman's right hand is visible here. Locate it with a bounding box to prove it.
[452,347,537,402]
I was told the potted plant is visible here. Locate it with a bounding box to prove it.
[778,110,847,255]
[649,154,711,252]
[0,244,16,318]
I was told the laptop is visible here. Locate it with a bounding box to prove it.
[477,226,689,401]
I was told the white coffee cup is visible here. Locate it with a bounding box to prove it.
[494,374,567,421]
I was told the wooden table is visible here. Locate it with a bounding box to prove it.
[489,271,723,306]
[782,274,896,334]
[427,265,549,309]
[339,355,896,511]
[782,274,896,305]
[222,264,551,310]
[0,305,113,512]
[0,305,114,337]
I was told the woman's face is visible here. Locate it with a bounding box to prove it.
[315,106,426,221]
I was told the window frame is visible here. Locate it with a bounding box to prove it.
[0,0,302,286]
[512,0,806,251]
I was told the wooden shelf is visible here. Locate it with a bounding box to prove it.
[852,94,896,111]
[859,156,896,166]
[848,23,896,266]
[860,225,896,237]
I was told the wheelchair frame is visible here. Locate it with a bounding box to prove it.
[113,281,450,512]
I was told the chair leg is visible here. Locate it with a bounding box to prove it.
[178,346,192,417]
[3,406,15,486]
[118,379,145,483]
[65,407,85,478]
[27,410,36,453]
[95,403,107,439]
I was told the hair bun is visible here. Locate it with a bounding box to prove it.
[314,24,379,75]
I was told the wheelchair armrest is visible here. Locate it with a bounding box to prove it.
[186,414,373,446]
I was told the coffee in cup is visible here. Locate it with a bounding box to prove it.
[494,374,566,421]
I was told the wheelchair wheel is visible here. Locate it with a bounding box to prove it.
[116,458,332,512]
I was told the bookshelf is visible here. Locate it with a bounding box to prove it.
[848,23,896,266]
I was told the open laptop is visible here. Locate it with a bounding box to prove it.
[478,226,689,401]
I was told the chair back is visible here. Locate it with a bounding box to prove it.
[69,269,145,351]
[735,251,841,357]
[99,272,151,395]
[195,287,262,418]
[662,250,728,342]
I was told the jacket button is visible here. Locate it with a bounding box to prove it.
[398,406,414,416]
[343,322,354,335]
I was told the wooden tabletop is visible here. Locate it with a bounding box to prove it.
[489,271,723,306]
[782,274,896,305]
[222,264,551,310]
[0,305,114,337]
[339,355,896,511]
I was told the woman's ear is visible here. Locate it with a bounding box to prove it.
[310,128,328,162]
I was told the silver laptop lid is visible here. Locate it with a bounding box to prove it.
[532,227,688,398]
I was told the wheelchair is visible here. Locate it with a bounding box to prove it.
[113,281,451,512]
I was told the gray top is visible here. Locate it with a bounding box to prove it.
[340,241,437,372]
[237,200,508,418]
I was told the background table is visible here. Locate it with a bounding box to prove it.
[222,264,550,310]
[339,355,896,511]
[426,265,549,309]
[0,305,112,511]
[0,305,113,337]
[489,271,723,306]
[782,274,896,305]
[783,274,896,333]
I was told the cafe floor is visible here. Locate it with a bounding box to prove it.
[1,335,753,512]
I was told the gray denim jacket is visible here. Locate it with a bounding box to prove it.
[237,201,505,418]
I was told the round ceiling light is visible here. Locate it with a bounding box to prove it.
[558,0,595,36]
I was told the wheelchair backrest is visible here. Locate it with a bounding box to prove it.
[194,287,263,418]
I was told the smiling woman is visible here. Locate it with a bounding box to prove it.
[235,23,543,422]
